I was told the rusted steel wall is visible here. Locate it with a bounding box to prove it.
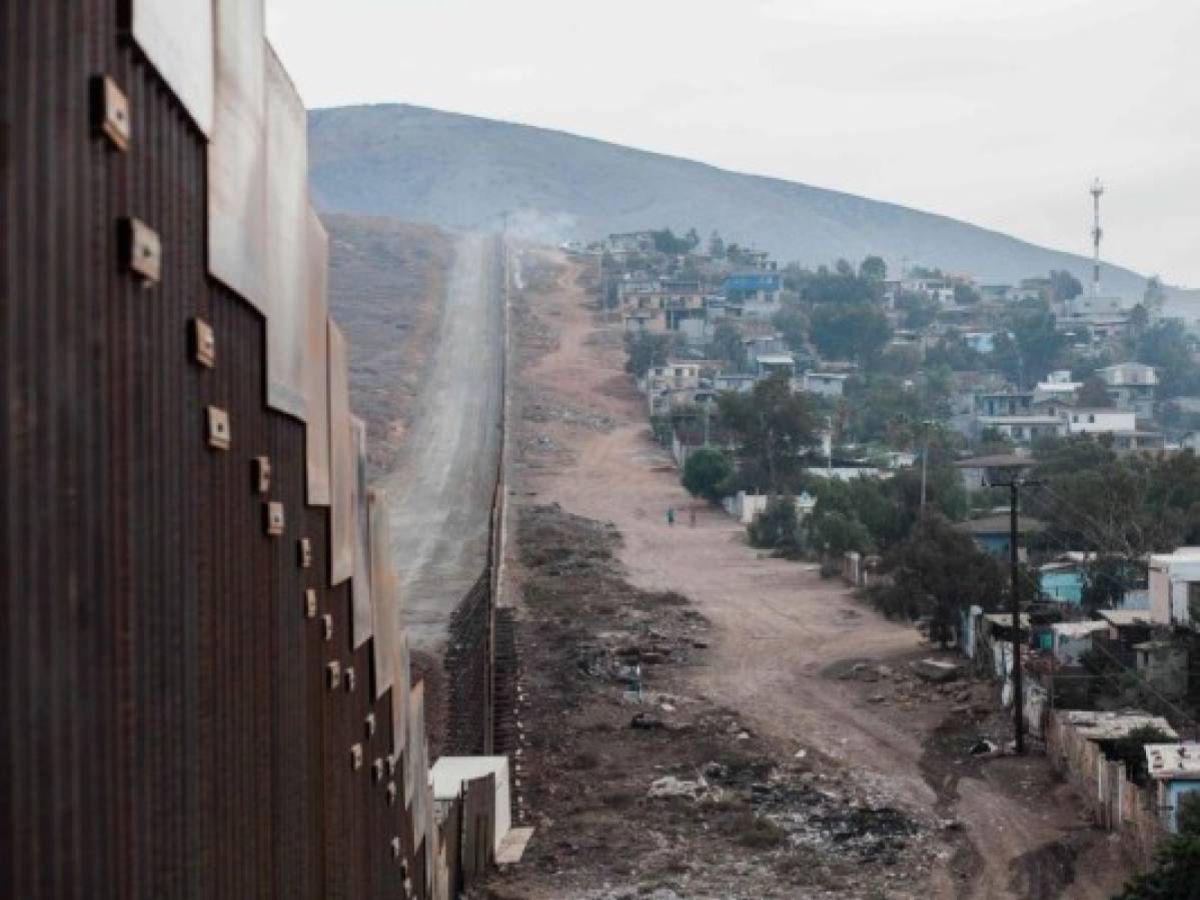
[0,2,434,897]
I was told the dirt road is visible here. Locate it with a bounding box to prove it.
[381,232,504,652]
[506,249,1132,898]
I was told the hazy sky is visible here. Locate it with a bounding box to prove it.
[266,0,1199,287]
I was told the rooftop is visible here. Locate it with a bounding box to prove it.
[983,612,1031,629]
[1051,621,1109,637]
[1060,710,1178,742]
[1144,743,1200,780]
[955,454,1035,469]
[958,514,1044,535]
[1097,609,1155,628]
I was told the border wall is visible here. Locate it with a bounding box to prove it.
[0,2,475,896]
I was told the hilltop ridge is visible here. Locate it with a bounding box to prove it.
[309,103,1180,301]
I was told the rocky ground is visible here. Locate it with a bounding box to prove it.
[486,504,943,899]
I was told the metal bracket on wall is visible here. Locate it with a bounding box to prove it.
[321,614,333,642]
[386,781,397,806]
[390,837,402,859]
[190,318,216,368]
[350,743,363,771]
[326,661,341,690]
[92,75,131,151]
[252,456,271,494]
[371,758,385,783]
[298,537,313,568]
[304,589,318,619]
[344,667,356,692]
[206,406,231,450]
[120,218,162,286]
[364,713,376,738]
[264,501,284,537]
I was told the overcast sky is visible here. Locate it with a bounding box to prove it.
[266,0,1199,287]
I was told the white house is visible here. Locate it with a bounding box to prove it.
[1064,408,1136,435]
[1148,548,1200,628]
[799,372,850,398]
[1097,362,1158,417]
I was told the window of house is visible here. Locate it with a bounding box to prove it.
[1088,414,1095,424]
[1013,427,1024,438]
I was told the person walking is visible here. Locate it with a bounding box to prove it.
[689,508,697,528]
[666,507,675,527]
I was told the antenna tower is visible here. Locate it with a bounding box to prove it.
[1090,178,1104,298]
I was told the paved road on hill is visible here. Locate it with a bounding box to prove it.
[382,232,504,651]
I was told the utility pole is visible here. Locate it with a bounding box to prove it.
[995,474,1038,755]
[1009,480,1024,755]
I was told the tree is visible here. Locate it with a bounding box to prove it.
[747,496,801,555]
[708,321,747,371]
[1116,791,1200,899]
[684,227,701,251]
[859,255,887,282]
[870,514,1007,646]
[1011,311,1067,382]
[1138,322,1198,395]
[1110,725,1177,783]
[682,447,733,502]
[624,332,675,377]
[807,509,873,561]
[717,374,818,492]
[771,307,808,353]
[895,291,939,330]
[708,230,725,259]
[1049,270,1083,304]
[1144,275,1167,317]
[1116,833,1200,899]
[953,282,981,305]
[810,303,891,363]
[651,228,692,255]
[1076,376,1114,408]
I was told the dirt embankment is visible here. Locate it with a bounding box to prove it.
[325,213,453,479]
[490,248,1137,899]
[488,503,940,900]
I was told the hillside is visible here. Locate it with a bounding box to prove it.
[308,104,1181,301]
[324,214,453,478]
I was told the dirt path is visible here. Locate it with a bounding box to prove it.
[506,249,1131,899]
[381,232,505,653]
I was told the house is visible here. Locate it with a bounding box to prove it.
[713,373,757,394]
[1133,641,1189,700]
[723,272,782,312]
[963,331,996,354]
[753,352,796,379]
[978,391,1035,417]
[1065,408,1137,435]
[644,362,701,393]
[1050,621,1109,666]
[1039,559,1085,605]
[976,415,1066,443]
[605,231,656,255]
[1111,429,1166,454]
[957,514,1043,559]
[1148,548,1200,628]
[1144,744,1200,833]
[1097,363,1159,418]
[1033,374,1081,405]
[799,372,850,398]
[955,453,1035,493]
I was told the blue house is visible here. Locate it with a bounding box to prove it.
[723,273,782,303]
[1145,744,1200,833]
[1039,561,1084,605]
[957,514,1043,560]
